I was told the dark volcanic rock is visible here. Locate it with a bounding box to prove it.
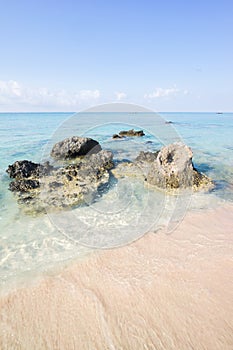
[50,136,101,159]
[9,179,40,192]
[6,160,53,179]
[7,160,40,179]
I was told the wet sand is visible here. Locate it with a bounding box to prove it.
[0,204,233,349]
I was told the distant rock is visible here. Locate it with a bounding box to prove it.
[112,134,123,139]
[51,136,101,159]
[112,129,145,139]
[119,129,145,137]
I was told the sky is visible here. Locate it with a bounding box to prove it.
[0,0,232,112]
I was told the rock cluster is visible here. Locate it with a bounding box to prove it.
[6,137,213,213]
[6,136,113,213]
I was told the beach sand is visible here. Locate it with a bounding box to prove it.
[0,204,233,350]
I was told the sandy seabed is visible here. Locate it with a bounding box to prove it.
[0,204,233,350]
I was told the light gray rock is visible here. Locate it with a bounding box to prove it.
[113,142,213,191]
[147,142,194,189]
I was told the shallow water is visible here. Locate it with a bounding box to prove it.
[0,204,232,349]
[0,111,233,288]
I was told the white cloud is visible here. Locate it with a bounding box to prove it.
[115,91,127,100]
[78,89,100,100]
[0,80,101,110]
[0,80,23,99]
[144,87,180,99]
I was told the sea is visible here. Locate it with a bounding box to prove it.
[0,111,233,293]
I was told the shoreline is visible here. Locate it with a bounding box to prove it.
[0,202,233,349]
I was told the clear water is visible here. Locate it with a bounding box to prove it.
[0,111,233,290]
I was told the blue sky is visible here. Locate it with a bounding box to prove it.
[0,0,232,111]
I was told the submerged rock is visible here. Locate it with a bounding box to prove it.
[135,151,159,164]
[51,136,101,159]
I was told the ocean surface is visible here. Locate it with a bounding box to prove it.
[0,111,233,292]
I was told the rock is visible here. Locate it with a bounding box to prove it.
[112,142,213,191]
[50,136,101,159]
[146,143,193,189]
[134,151,160,178]
[9,179,40,192]
[119,129,145,137]
[6,160,50,179]
[7,137,213,214]
[111,161,144,180]
[135,151,159,163]
[7,150,114,213]
[112,134,123,139]
[6,160,53,179]
[112,129,145,139]
[146,142,213,190]
[192,168,213,191]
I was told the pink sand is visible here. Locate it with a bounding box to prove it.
[0,204,233,349]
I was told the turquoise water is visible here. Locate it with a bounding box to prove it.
[0,111,233,289]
